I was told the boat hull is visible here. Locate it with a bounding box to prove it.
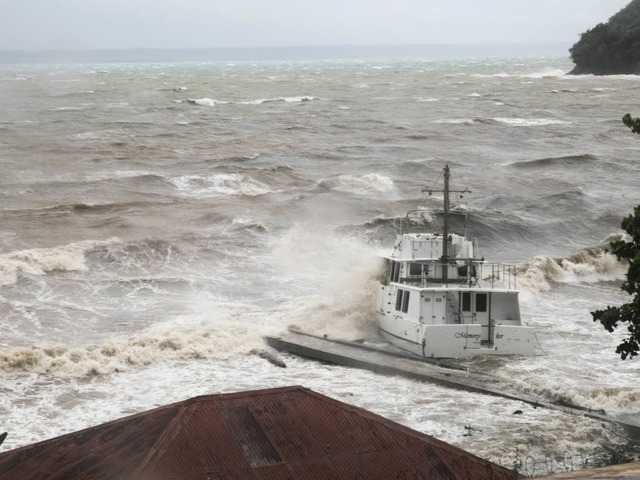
[377,313,539,358]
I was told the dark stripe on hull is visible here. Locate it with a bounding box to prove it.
[378,327,420,347]
[378,327,424,359]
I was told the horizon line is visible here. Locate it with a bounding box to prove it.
[0,43,573,64]
[1,41,573,54]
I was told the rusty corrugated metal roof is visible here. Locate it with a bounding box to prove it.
[0,385,521,479]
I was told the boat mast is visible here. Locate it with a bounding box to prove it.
[442,165,451,264]
[424,165,470,282]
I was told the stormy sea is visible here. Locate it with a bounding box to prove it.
[1,49,639,475]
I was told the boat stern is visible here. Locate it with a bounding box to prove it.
[417,324,541,358]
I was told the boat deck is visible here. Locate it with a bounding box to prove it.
[265,329,640,439]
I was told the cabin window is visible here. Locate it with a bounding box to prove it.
[395,290,403,310]
[409,263,429,277]
[462,292,471,312]
[476,293,488,312]
[402,291,410,313]
[395,289,410,313]
[390,261,401,283]
[457,265,477,277]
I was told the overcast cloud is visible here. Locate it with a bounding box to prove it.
[0,0,632,51]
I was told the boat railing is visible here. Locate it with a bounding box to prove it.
[398,262,519,289]
[483,263,518,290]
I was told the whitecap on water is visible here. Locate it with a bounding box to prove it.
[493,118,572,127]
[168,173,273,197]
[316,173,396,196]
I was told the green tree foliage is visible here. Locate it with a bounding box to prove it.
[570,0,640,75]
[592,207,640,359]
[591,115,640,359]
[623,113,640,134]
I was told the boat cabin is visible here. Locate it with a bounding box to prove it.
[377,165,538,358]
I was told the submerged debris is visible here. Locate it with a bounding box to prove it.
[250,348,287,368]
[463,425,482,437]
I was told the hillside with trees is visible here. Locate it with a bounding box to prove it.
[570,0,640,74]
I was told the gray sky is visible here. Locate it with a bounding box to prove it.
[0,0,632,51]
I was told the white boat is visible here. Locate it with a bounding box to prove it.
[376,165,541,359]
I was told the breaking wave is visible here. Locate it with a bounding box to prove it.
[492,117,571,127]
[433,117,571,127]
[0,323,265,377]
[238,96,316,105]
[167,172,274,197]
[432,118,477,125]
[360,214,404,229]
[505,374,640,416]
[472,69,566,79]
[185,98,223,107]
[524,68,567,79]
[0,239,120,286]
[161,165,299,198]
[184,96,316,107]
[505,154,597,169]
[317,173,395,195]
[517,236,627,293]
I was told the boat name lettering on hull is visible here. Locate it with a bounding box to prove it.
[455,332,481,340]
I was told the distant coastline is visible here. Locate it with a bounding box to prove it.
[0,43,570,64]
